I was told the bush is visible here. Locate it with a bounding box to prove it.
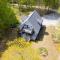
[0,0,19,38]
[0,1,18,29]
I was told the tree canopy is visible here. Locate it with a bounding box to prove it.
[0,0,18,30]
[0,0,18,38]
[18,0,59,9]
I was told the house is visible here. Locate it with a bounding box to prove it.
[18,10,43,41]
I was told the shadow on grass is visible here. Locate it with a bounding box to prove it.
[0,28,17,58]
[35,25,49,42]
[0,40,8,58]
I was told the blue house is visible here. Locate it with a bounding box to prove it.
[19,10,43,41]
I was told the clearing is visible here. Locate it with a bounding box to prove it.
[32,26,58,60]
[31,13,60,60]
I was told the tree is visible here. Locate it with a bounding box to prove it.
[50,0,59,9]
[0,0,18,38]
[43,0,59,9]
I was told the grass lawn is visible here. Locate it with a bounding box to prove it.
[11,5,20,20]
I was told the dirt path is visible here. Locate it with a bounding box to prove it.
[32,26,58,60]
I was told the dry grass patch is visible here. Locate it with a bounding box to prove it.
[52,25,60,52]
[52,26,60,43]
[1,38,41,60]
[55,44,60,53]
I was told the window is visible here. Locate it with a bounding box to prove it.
[23,24,28,29]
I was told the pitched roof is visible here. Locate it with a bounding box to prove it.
[19,11,42,40]
[23,10,42,33]
[20,10,43,40]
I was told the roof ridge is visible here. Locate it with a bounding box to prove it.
[21,10,37,24]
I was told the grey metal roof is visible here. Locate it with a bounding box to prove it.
[19,10,43,40]
[21,16,28,22]
[24,10,42,34]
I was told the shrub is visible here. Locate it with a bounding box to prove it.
[0,0,19,38]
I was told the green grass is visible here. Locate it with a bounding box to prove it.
[57,7,60,13]
[10,4,34,20]
[10,5,20,20]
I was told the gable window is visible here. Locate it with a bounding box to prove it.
[23,24,28,29]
